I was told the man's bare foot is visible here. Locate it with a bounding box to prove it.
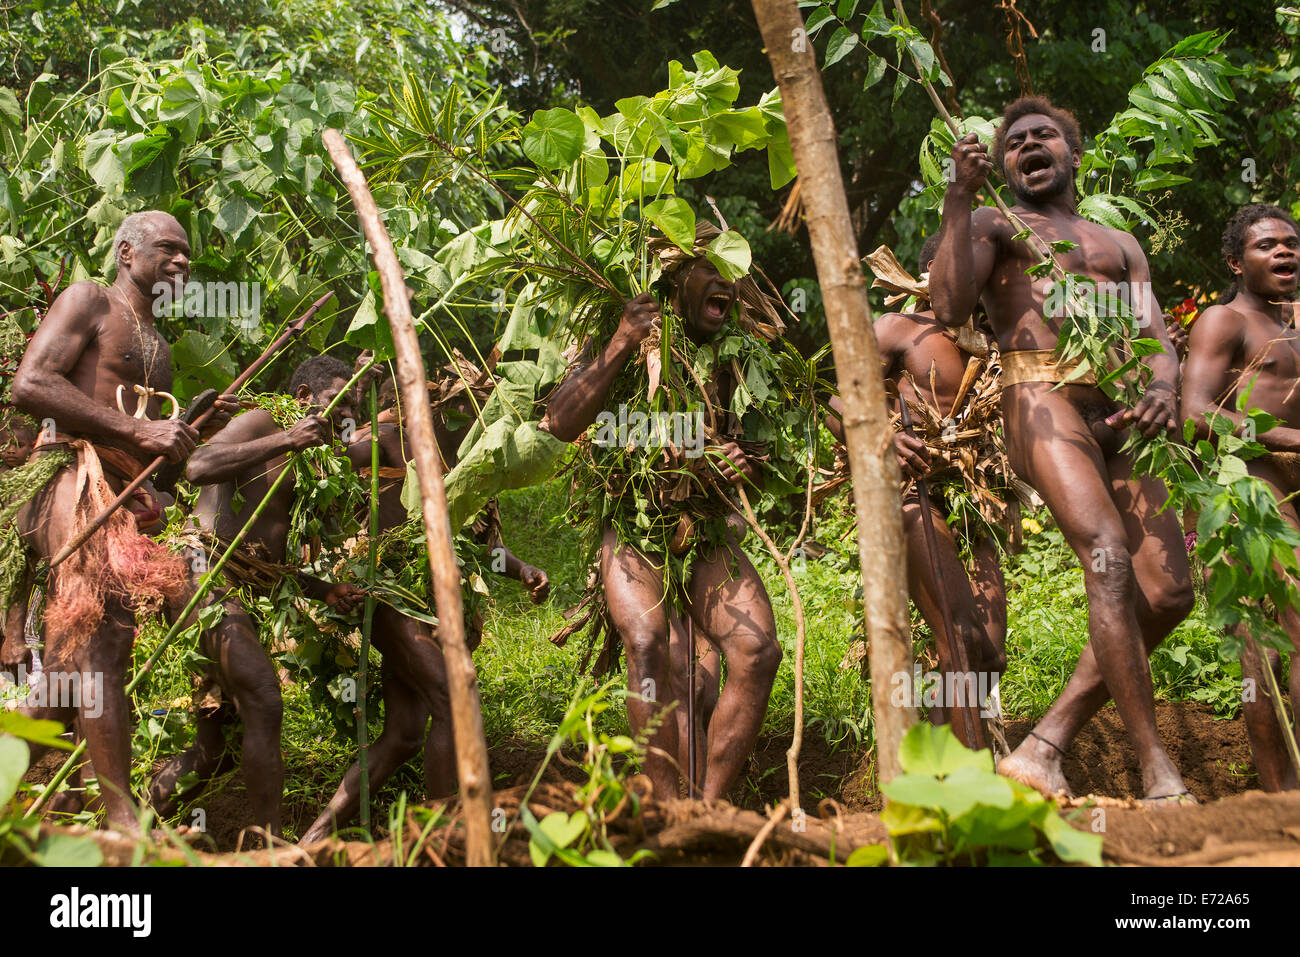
[1138,791,1197,809]
[996,732,1072,798]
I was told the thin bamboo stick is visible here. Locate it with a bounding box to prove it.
[356,380,381,831]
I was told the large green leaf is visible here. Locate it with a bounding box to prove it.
[641,197,695,253]
[705,230,751,281]
[521,108,585,170]
[0,735,29,807]
[344,289,396,361]
[897,722,992,777]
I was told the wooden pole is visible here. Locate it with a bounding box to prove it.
[750,0,917,783]
[323,128,495,866]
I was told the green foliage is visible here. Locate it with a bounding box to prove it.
[850,723,1101,867]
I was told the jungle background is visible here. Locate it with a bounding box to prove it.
[0,0,1295,851]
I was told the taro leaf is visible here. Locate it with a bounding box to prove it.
[32,833,103,868]
[766,131,796,189]
[948,800,1043,852]
[705,230,751,281]
[521,108,585,170]
[641,197,695,253]
[879,798,941,836]
[883,766,1013,819]
[344,289,396,361]
[845,844,889,866]
[0,734,29,806]
[897,722,992,777]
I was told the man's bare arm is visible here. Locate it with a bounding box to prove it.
[1181,305,1300,451]
[1104,232,1179,437]
[539,293,659,441]
[931,135,1000,328]
[12,283,197,461]
[186,410,329,485]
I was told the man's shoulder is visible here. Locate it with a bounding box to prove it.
[1186,303,1245,348]
[225,407,282,438]
[49,281,110,318]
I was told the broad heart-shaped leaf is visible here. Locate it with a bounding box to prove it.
[82,128,124,193]
[211,191,259,242]
[897,721,993,777]
[344,289,396,361]
[642,197,695,254]
[0,734,29,807]
[521,108,585,170]
[705,230,751,281]
[879,798,941,836]
[883,766,1013,819]
[32,833,103,868]
[171,329,238,398]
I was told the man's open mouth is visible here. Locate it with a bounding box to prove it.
[704,292,732,321]
[1020,153,1052,179]
[1271,261,1297,281]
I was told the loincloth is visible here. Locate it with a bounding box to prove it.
[21,436,188,665]
[999,349,1097,389]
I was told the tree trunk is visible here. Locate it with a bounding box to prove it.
[323,129,495,865]
[750,0,917,783]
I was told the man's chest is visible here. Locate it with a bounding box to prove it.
[1241,317,1300,379]
[1000,218,1128,286]
[94,318,172,390]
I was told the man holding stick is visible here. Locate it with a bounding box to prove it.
[7,210,237,831]
[931,97,1195,803]
[148,356,365,837]
[1181,204,1300,791]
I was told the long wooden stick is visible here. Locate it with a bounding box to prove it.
[356,380,381,831]
[897,398,986,750]
[323,128,495,867]
[48,291,334,568]
[1248,635,1300,783]
[751,0,917,785]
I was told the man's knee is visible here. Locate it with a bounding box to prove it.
[728,632,782,682]
[1147,580,1194,628]
[620,621,668,669]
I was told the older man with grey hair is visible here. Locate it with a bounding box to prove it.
[7,209,238,832]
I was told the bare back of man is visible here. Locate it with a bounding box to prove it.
[149,362,360,837]
[931,100,1193,803]
[1182,207,1300,791]
[11,212,222,831]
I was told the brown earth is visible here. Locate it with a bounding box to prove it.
[20,699,1299,864]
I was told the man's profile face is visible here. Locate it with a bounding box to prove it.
[121,214,191,292]
[1001,113,1078,203]
[1234,218,1299,301]
[299,376,357,436]
[674,257,737,342]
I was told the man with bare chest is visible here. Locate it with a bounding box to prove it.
[931,97,1194,803]
[148,356,364,836]
[9,211,236,831]
[1182,204,1300,791]
[540,225,784,801]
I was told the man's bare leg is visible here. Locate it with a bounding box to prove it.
[997,385,1190,799]
[601,527,679,797]
[902,496,1000,724]
[300,657,429,844]
[149,704,237,818]
[687,542,781,801]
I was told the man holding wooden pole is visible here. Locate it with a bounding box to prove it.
[7,210,238,832]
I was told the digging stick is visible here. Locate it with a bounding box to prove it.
[687,613,697,799]
[48,291,334,568]
[357,379,381,831]
[323,127,494,867]
[897,397,986,750]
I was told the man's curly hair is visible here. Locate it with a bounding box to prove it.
[991,96,1083,177]
[288,355,351,399]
